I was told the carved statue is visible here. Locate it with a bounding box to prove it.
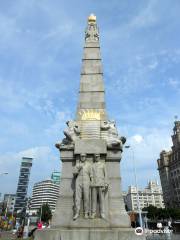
[85,23,99,42]
[63,121,80,142]
[91,154,108,219]
[73,154,92,220]
[101,120,126,150]
[55,121,80,149]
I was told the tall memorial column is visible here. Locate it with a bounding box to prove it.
[35,14,145,240]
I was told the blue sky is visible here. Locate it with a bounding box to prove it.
[0,0,180,197]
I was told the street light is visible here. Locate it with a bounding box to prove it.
[0,172,8,206]
[5,194,11,217]
[125,145,143,228]
[40,184,44,222]
[0,172,8,176]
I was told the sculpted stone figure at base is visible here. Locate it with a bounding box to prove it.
[101,120,126,150]
[55,121,80,149]
[91,154,108,219]
[73,154,92,220]
[59,121,80,147]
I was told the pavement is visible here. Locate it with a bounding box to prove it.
[0,229,179,240]
[0,230,33,239]
[0,230,16,239]
[146,233,180,240]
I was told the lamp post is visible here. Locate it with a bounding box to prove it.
[0,172,8,204]
[0,172,8,176]
[0,173,9,229]
[125,145,143,228]
[40,184,44,222]
[5,194,11,217]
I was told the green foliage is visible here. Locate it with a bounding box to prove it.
[17,207,27,225]
[142,205,180,220]
[38,203,52,223]
[1,202,6,215]
[166,207,180,219]
[143,205,159,220]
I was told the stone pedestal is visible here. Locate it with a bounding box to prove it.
[51,144,130,228]
[35,227,146,240]
[34,146,142,240]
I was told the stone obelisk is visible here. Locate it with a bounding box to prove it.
[35,14,145,240]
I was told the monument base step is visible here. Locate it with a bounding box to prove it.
[34,227,146,240]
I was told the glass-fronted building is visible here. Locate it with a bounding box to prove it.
[51,171,61,185]
[14,157,33,212]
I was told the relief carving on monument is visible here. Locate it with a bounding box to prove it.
[73,153,109,220]
[91,154,108,219]
[101,120,126,150]
[78,109,104,121]
[85,14,99,42]
[73,153,92,220]
[85,25,99,42]
[55,120,80,149]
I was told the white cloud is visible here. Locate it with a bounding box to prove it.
[0,146,53,170]
[45,110,72,140]
[129,0,158,29]
[121,127,172,189]
[106,48,180,101]
[0,74,69,115]
[41,23,74,42]
[16,146,51,160]
[168,77,180,89]
[131,134,144,144]
[148,59,158,70]
[0,13,19,47]
[122,167,160,191]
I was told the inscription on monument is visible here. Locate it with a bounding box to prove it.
[78,109,105,121]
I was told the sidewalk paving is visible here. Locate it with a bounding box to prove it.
[0,230,32,240]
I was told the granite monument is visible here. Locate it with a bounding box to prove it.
[35,14,145,240]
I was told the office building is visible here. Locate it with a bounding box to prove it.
[157,121,180,208]
[125,180,164,211]
[14,157,33,212]
[3,194,16,213]
[51,171,61,184]
[30,179,59,214]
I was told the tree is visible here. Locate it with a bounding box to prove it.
[38,203,52,223]
[167,208,180,220]
[1,202,6,216]
[142,205,180,221]
[143,205,159,220]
